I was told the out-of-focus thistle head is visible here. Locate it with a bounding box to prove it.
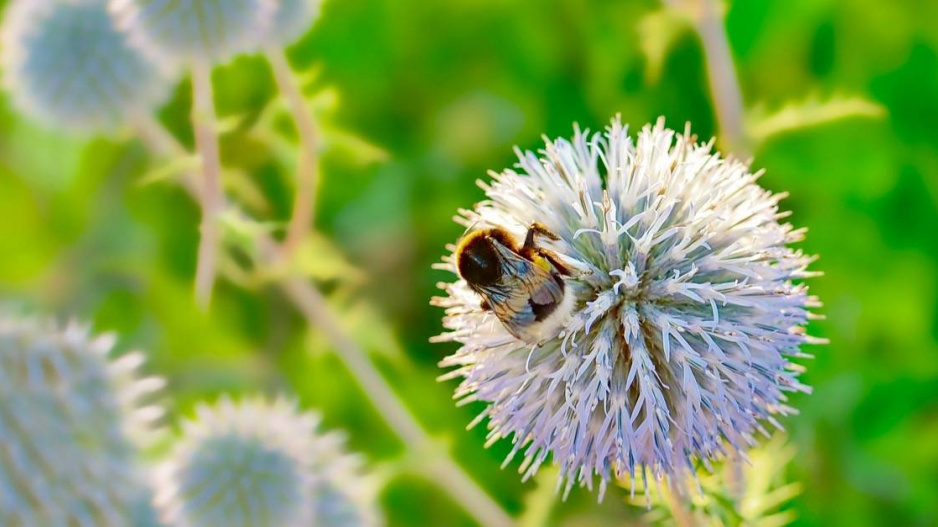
[155,396,381,527]
[261,0,322,49]
[0,0,172,134]
[0,317,166,526]
[109,0,276,65]
[433,117,824,498]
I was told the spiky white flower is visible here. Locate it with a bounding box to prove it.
[433,117,823,498]
[109,0,276,65]
[0,317,166,526]
[0,0,172,134]
[155,396,381,527]
[261,0,322,49]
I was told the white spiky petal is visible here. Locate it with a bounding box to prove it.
[0,317,166,526]
[433,117,823,498]
[155,396,381,527]
[0,0,171,134]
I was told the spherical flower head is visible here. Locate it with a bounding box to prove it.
[0,317,166,526]
[262,0,322,49]
[433,117,823,498]
[109,0,277,65]
[0,0,172,134]
[155,396,381,527]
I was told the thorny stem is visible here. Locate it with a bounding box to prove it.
[665,0,749,156]
[667,482,696,527]
[267,49,320,259]
[133,115,514,527]
[191,62,224,309]
[281,276,513,527]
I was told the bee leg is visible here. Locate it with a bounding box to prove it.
[523,223,571,276]
[538,248,572,276]
[523,222,560,250]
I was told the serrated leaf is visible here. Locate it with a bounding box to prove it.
[218,209,279,257]
[137,154,201,187]
[224,168,272,214]
[754,511,799,527]
[747,95,885,144]
[291,233,365,284]
[215,112,256,135]
[321,126,390,166]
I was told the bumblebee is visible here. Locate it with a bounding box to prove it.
[455,222,573,344]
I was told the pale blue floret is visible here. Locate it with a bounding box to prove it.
[0,0,170,133]
[0,319,165,526]
[175,435,306,526]
[155,397,381,527]
[265,0,321,48]
[111,0,276,64]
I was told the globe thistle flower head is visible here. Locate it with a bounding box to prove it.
[0,0,172,134]
[262,0,322,49]
[109,0,277,65]
[0,317,166,526]
[433,117,823,498]
[155,396,381,527]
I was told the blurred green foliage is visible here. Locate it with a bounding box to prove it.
[1,0,937,525]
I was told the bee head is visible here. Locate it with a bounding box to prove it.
[456,231,505,287]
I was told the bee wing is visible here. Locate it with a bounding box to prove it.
[497,248,565,316]
[528,272,563,305]
[497,246,563,307]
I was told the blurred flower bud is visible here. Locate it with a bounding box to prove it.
[155,396,381,527]
[109,0,276,65]
[0,317,165,526]
[262,0,322,49]
[0,0,172,134]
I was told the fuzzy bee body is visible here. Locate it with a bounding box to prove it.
[455,223,573,344]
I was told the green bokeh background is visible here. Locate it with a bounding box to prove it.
[1,0,937,525]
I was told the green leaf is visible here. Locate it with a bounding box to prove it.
[321,126,390,166]
[137,154,200,187]
[518,466,560,527]
[290,233,365,284]
[621,435,801,527]
[218,209,279,257]
[747,95,886,144]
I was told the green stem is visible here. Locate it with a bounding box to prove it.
[133,115,514,527]
[267,49,320,259]
[666,0,750,155]
[190,61,224,309]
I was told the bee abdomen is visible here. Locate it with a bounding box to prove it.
[529,297,560,322]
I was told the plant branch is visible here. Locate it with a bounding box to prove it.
[191,62,224,309]
[667,0,749,155]
[667,481,696,527]
[132,115,514,527]
[267,49,320,259]
[279,276,513,527]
